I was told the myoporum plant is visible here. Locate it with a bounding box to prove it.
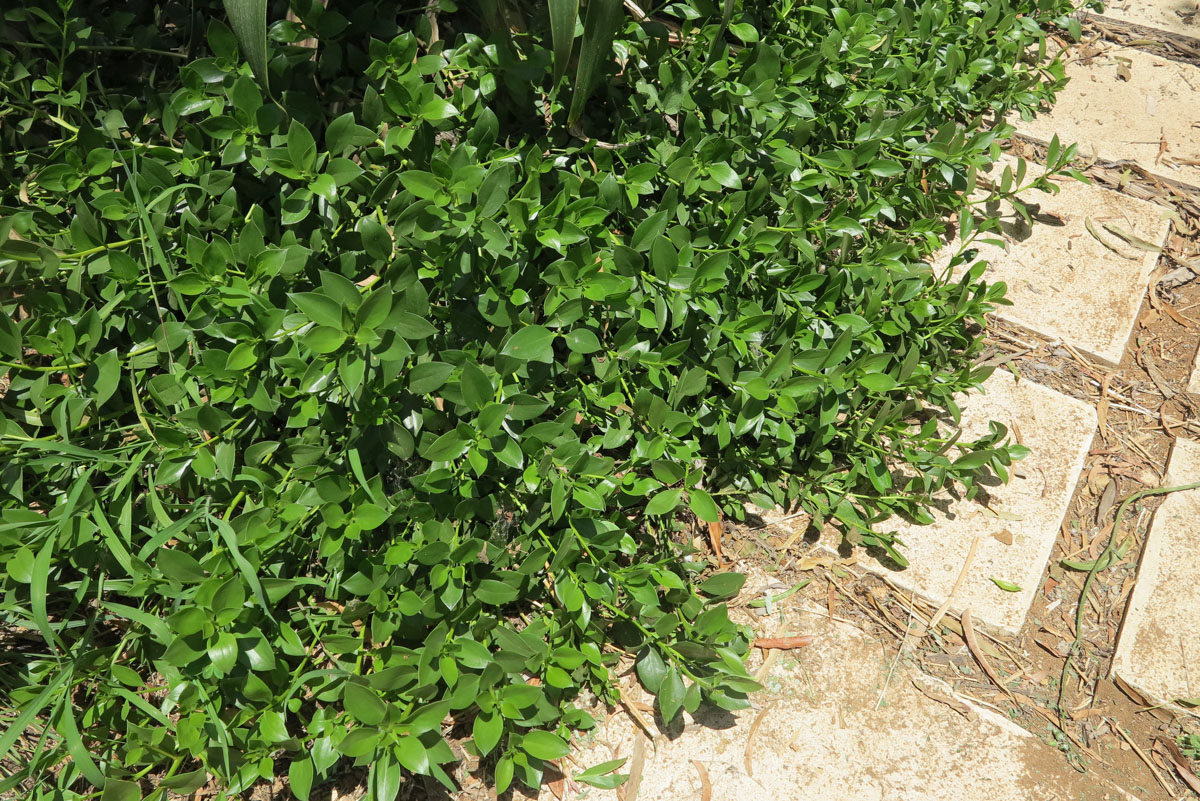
[0,0,1087,797]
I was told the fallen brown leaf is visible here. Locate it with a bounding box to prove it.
[796,554,835,570]
[618,696,657,741]
[546,764,566,800]
[1142,350,1177,399]
[690,760,712,801]
[1025,666,1053,686]
[1162,302,1193,328]
[707,519,725,566]
[1097,477,1117,524]
[1067,706,1108,721]
[622,736,646,801]
[962,609,1009,697]
[753,635,815,650]
[1157,736,1200,795]
[743,702,775,778]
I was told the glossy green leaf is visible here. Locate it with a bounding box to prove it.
[394,734,430,774]
[391,312,437,340]
[575,758,629,789]
[645,489,681,516]
[419,98,458,121]
[460,362,493,410]
[326,112,377,154]
[408,361,454,394]
[698,572,745,599]
[372,752,402,801]
[636,648,667,693]
[210,631,238,674]
[495,754,515,794]
[564,328,602,354]
[521,730,569,760]
[989,577,1022,593]
[473,710,503,755]
[357,217,392,261]
[286,120,317,173]
[100,779,141,801]
[419,430,469,462]
[291,291,344,328]
[657,668,686,724]
[156,548,208,583]
[688,489,719,523]
[477,164,515,217]
[301,325,347,353]
[288,758,314,801]
[630,210,669,252]
[859,372,898,392]
[399,171,441,200]
[344,682,388,726]
[501,325,556,363]
[83,349,121,408]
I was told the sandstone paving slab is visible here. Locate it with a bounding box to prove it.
[1014,46,1200,188]
[942,156,1168,366]
[1095,2,1200,42]
[545,592,1140,801]
[1113,437,1200,708]
[823,371,1096,636]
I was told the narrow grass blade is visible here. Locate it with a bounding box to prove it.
[704,0,735,68]
[106,137,190,332]
[92,504,137,579]
[568,0,624,125]
[102,601,173,644]
[53,694,107,788]
[0,669,69,772]
[223,0,270,92]
[1103,223,1163,253]
[31,533,65,653]
[1085,217,1137,261]
[210,512,275,620]
[549,0,580,86]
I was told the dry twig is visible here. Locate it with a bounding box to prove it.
[1112,722,1173,794]
[924,535,981,634]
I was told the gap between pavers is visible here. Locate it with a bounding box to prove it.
[821,370,1096,637]
[1093,2,1200,42]
[1113,437,1200,710]
[545,587,1140,801]
[1014,45,1200,188]
[938,155,1169,366]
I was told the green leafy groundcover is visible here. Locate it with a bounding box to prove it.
[0,0,1088,797]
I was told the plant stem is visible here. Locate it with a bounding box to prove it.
[11,41,188,59]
